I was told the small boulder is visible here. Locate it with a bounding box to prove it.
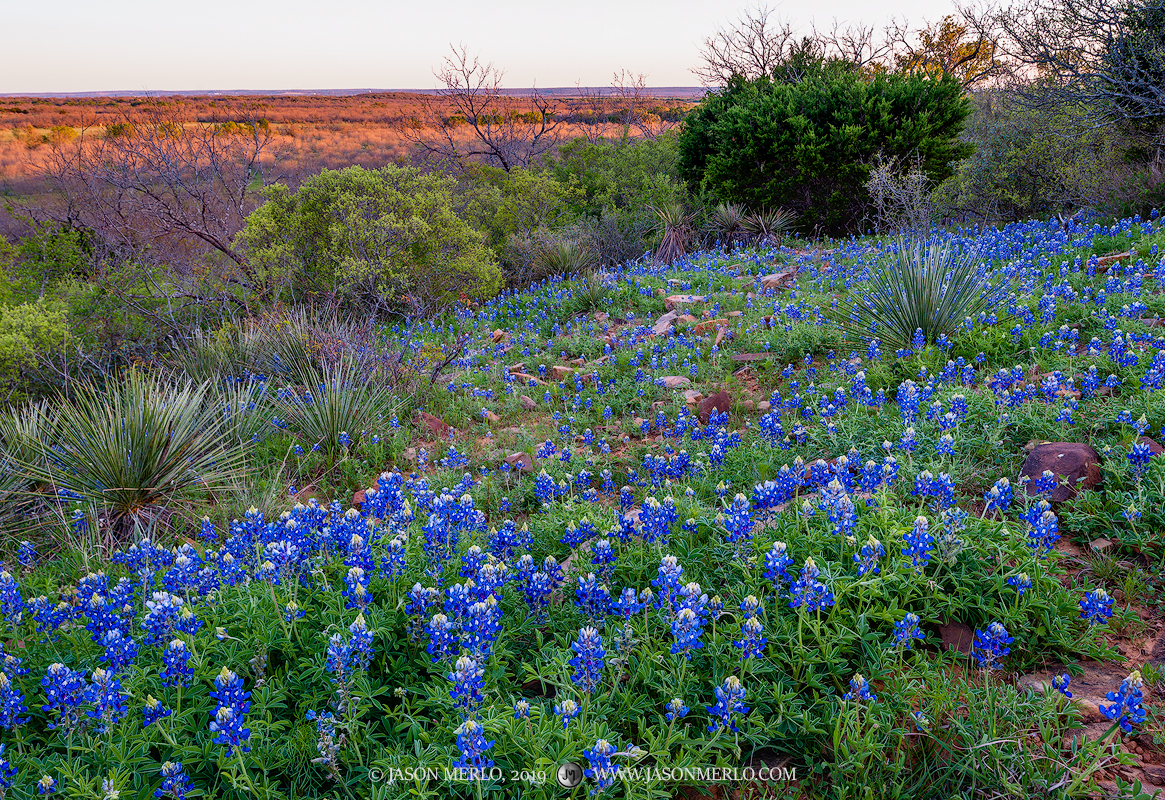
[759,269,797,291]
[483,410,501,424]
[682,390,704,405]
[519,395,537,411]
[418,411,454,439]
[697,391,731,424]
[664,294,706,312]
[352,489,365,508]
[1138,435,1165,455]
[1019,442,1101,502]
[504,452,534,473]
[713,326,728,348]
[549,365,574,381]
[652,311,679,336]
[938,619,974,655]
[491,329,507,343]
[659,376,691,389]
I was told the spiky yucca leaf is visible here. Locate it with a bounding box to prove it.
[536,239,596,280]
[9,370,248,543]
[707,202,748,245]
[743,207,796,243]
[837,237,996,352]
[273,360,399,468]
[654,203,696,265]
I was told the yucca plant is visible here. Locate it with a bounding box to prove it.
[0,402,54,535]
[536,238,596,280]
[837,237,998,352]
[707,202,748,246]
[572,270,615,313]
[654,203,696,265]
[8,370,248,546]
[743,207,796,245]
[273,360,399,468]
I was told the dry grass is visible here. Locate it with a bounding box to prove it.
[0,91,697,209]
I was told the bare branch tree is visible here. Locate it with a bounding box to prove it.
[986,0,1165,126]
[40,99,280,295]
[892,12,1006,88]
[611,70,678,140]
[816,19,899,71]
[694,5,800,85]
[409,44,562,171]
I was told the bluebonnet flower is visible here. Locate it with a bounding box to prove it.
[788,558,834,611]
[343,566,371,612]
[155,760,191,800]
[665,698,689,722]
[1100,671,1146,733]
[1052,674,1072,698]
[41,663,89,735]
[208,667,252,756]
[853,536,884,577]
[983,478,1013,513]
[426,614,458,664]
[707,676,748,733]
[1128,441,1153,481]
[0,573,24,627]
[16,541,35,569]
[0,672,28,730]
[764,541,793,592]
[1080,588,1114,626]
[405,584,440,642]
[670,607,706,660]
[513,699,530,720]
[902,516,933,573]
[734,617,767,660]
[575,574,612,623]
[724,493,753,548]
[100,629,138,674]
[584,739,620,794]
[555,698,580,728]
[449,655,485,717]
[283,602,305,624]
[972,622,1014,670]
[462,596,502,658]
[37,775,57,795]
[0,743,15,792]
[1024,502,1060,555]
[591,539,617,581]
[142,695,171,728]
[569,627,605,694]
[1006,573,1033,597]
[453,719,495,772]
[88,667,127,733]
[1033,469,1058,497]
[160,640,194,688]
[893,612,923,649]
[141,593,184,647]
[842,674,877,704]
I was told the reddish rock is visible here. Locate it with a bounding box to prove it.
[713,326,728,348]
[1020,442,1101,502]
[483,410,501,424]
[758,269,797,290]
[938,620,973,655]
[693,318,728,334]
[352,489,365,508]
[1019,661,1130,723]
[659,375,691,389]
[519,395,537,411]
[418,411,453,438]
[682,390,704,404]
[697,391,731,424]
[511,372,547,386]
[491,329,507,342]
[504,452,534,473]
[652,311,679,336]
[549,365,574,381]
[730,352,778,362]
[664,294,706,312]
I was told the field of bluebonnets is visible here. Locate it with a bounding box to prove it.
[1,211,1165,800]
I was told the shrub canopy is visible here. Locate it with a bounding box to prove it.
[237,166,502,312]
[677,62,972,236]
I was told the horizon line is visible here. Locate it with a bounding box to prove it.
[0,86,708,99]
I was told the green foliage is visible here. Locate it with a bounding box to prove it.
[544,134,687,220]
[677,62,971,236]
[836,237,997,351]
[934,92,1149,223]
[0,299,70,403]
[458,163,583,252]
[7,369,248,542]
[236,166,503,310]
[272,360,400,469]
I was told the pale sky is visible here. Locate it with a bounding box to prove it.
[3,0,958,94]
